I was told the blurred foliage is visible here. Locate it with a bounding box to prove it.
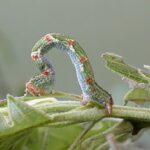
[0,30,15,98]
[0,30,14,63]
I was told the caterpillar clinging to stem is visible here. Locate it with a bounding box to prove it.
[26,33,113,114]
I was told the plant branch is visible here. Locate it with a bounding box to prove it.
[1,93,150,132]
[68,121,98,150]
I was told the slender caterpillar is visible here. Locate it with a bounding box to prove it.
[26,33,113,113]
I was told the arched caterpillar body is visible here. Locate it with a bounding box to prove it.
[26,33,113,113]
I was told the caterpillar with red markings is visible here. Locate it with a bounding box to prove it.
[26,33,113,113]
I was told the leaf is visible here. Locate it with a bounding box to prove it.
[23,125,83,150]
[78,119,133,150]
[0,95,82,150]
[101,52,149,84]
[123,86,150,106]
[0,95,50,150]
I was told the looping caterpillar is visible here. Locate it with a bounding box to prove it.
[26,33,113,114]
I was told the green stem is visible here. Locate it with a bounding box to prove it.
[68,121,97,150]
[32,92,150,123]
[2,93,150,129]
[112,105,150,122]
[2,101,150,124]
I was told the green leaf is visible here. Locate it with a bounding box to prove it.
[6,95,50,133]
[0,95,51,150]
[24,125,83,150]
[123,86,150,106]
[0,93,83,150]
[101,52,149,83]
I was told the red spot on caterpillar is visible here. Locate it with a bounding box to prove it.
[80,56,88,64]
[67,39,74,46]
[86,77,94,84]
[44,34,52,43]
[26,81,40,96]
[31,53,39,61]
[42,70,49,76]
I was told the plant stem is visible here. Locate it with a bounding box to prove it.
[46,104,150,126]
[68,121,97,150]
[2,93,150,129]
[112,105,150,122]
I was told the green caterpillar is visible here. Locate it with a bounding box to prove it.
[26,33,113,113]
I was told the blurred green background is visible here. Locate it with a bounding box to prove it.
[0,0,150,149]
